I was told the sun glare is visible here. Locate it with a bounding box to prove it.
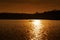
[33,20,40,25]
[32,20,42,30]
[30,20,43,40]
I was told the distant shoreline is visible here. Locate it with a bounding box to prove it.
[0,10,60,20]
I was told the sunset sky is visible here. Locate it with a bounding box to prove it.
[0,0,60,13]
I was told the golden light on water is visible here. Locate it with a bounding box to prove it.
[32,20,42,33]
[30,20,43,40]
[33,20,40,26]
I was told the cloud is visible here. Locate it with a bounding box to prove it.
[0,0,60,13]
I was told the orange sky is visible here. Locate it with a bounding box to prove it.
[0,0,60,13]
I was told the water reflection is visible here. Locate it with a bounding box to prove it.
[0,20,60,40]
[30,20,43,40]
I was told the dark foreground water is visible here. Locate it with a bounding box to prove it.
[0,19,60,40]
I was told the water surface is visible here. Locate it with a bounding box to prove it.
[0,19,60,40]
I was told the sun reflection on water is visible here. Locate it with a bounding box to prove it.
[30,20,43,40]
